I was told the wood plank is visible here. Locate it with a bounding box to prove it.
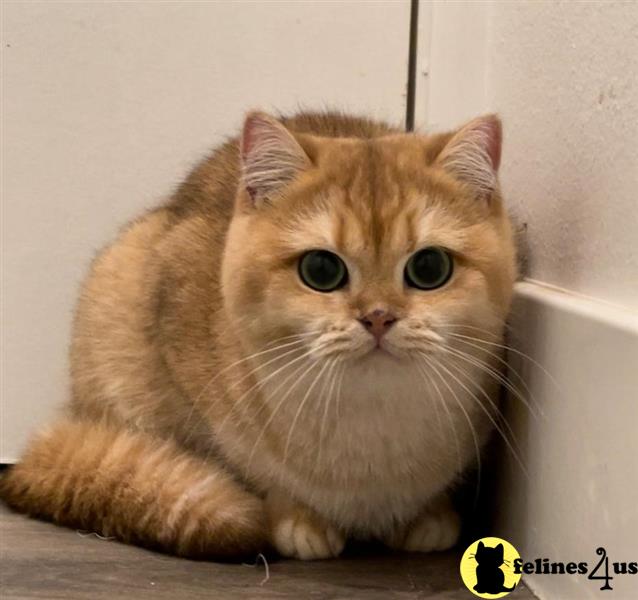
[0,504,536,599]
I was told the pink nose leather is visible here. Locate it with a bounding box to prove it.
[359,309,397,341]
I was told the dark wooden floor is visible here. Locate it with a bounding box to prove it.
[0,504,536,599]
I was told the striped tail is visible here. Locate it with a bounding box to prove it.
[0,419,266,560]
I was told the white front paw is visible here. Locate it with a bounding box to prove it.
[402,506,460,552]
[271,515,345,560]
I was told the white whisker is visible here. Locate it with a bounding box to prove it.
[431,353,529,480]
[214,343,324,437]
[283,359,333,465]
[442,343,542,422]
[427,355,483,507]
[447,333,543,420]
[315,358,342,475]
[181,332,315,445]
[246,357,324,469]
[412,357,462,475]
[437,347,525,456]
[446,330,561,391]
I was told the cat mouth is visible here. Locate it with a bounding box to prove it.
[363,344,402,361]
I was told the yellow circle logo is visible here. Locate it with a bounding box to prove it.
[460,537,522,598]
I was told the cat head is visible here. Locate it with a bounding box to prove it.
[476,541,505,565]
[221,111,516,367]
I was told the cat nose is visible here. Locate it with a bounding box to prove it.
[358,309,397,341]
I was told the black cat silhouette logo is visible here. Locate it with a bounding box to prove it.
[460,537,522,598]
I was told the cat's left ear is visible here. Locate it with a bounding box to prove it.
[240,111,311,206]
[435,114,502,200]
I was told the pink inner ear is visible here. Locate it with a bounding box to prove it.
[482,116,502,172]
[240,116,261,201]
[240,115,260,159]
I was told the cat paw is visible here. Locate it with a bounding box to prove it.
[402,508,460,552]
[386,498,461,553]
[271,513,345,560]
[266,490,345,560]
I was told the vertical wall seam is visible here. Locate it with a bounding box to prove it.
[405,0,419,131]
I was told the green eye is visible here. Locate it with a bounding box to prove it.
[404,247,453,290]
[299,250,348,292]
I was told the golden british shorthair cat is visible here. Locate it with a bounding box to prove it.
[1,111,516,560]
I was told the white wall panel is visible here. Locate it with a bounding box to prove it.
[500,282,638,600]
[1,1,410,460]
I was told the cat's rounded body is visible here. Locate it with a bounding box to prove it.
[1,112,516,560]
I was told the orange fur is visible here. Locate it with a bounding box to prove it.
[1,420,264,559]
[1,111,516,560]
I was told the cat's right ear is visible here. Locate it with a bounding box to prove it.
[478,541,485,550]
[239,111,311,207]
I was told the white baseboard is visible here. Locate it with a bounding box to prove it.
[496,281,638,599]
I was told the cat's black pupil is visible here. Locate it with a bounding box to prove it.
[405,247,452,290]
[299,250,347,292]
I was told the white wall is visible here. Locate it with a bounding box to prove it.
[487,1,638,310]
[1,1,410,461]
[418,1,489,131]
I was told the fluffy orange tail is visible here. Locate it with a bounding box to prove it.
[0,420,266,559]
